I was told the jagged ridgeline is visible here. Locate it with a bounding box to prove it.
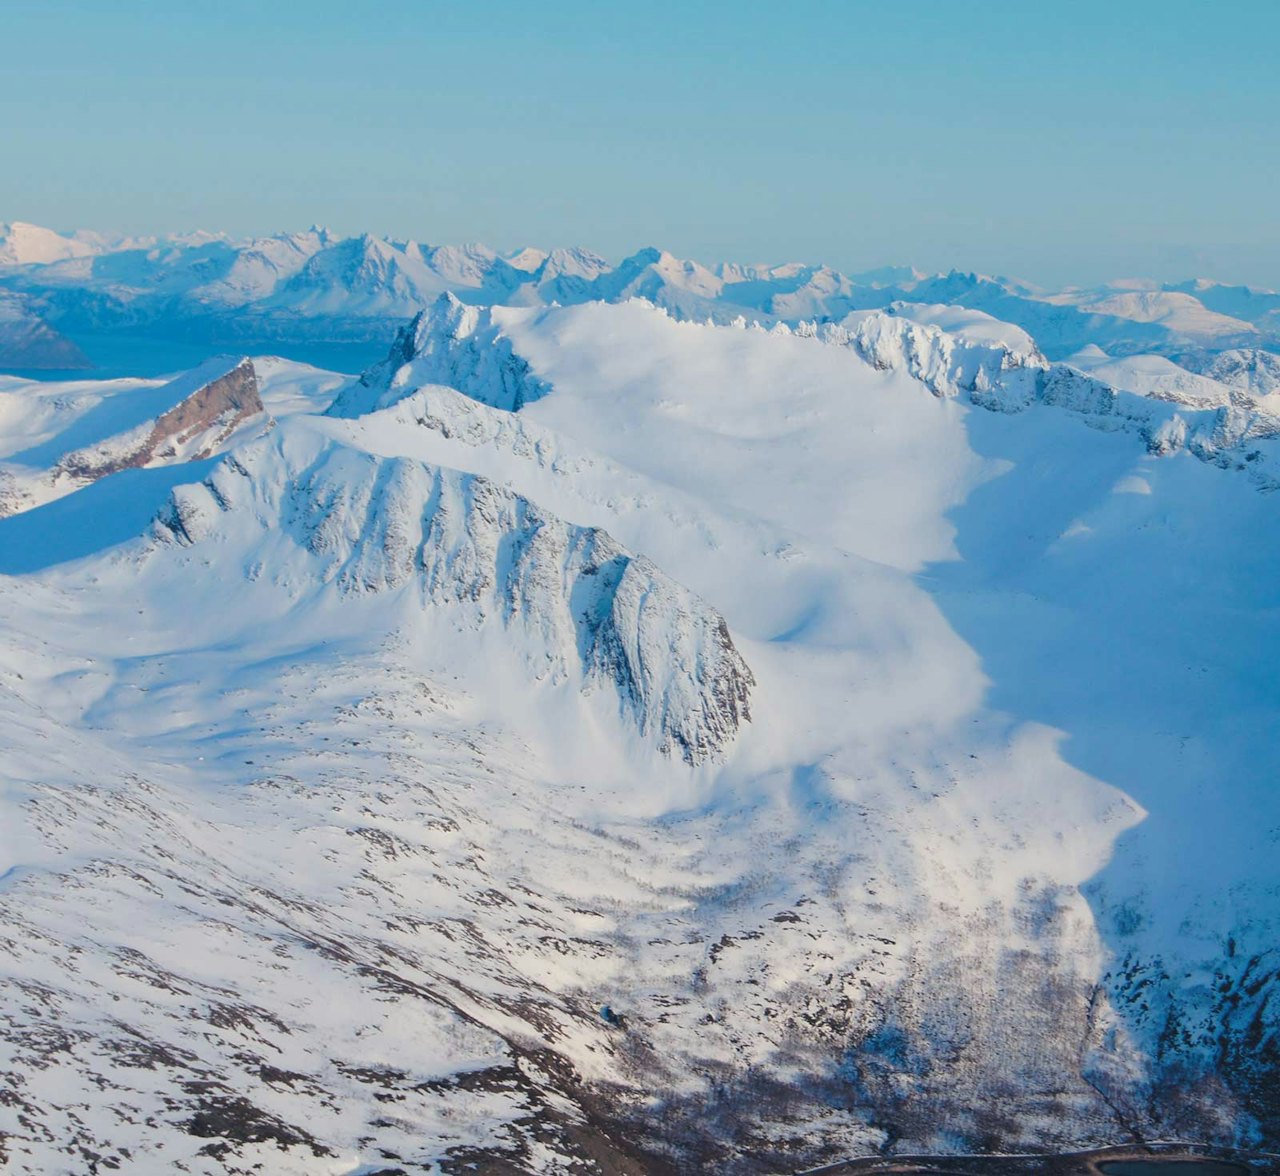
[157,434,753,765]
[332,293,553,415]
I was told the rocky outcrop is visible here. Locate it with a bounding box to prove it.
[57,358,263,481]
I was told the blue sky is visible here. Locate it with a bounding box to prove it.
[4,0,1279,286]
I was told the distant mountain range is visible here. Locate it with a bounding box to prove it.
[2,221,1278,370]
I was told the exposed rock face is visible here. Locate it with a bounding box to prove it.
[157,437,753,764]
[329,292,550,417]
[57,358,263,481]
[0,468,33,518]
[585,557,752,764]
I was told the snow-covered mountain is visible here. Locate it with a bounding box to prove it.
[1,261,1279,1172]
[0,221,106,266]
[157,428,753,766]
[1177,347,1280,402]
[2,287,1280,1176]
[1164,278,1280,335]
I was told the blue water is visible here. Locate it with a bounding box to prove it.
[0,332,387,382]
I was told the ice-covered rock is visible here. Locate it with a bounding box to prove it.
[1178,348,1280,403]
[827,309,1046,402]
[329,292,551,416]
[808,311,1280,490]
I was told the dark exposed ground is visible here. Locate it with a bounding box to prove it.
[801,1143,1280,1176]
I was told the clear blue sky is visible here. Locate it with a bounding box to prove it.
[5,0,1279,286]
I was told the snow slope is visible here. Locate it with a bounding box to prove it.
[1064,347,1238,408]
[0,296,1278,1173]
[0,222,99,266]
[1061,289,1257,342]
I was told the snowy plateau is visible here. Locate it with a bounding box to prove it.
[0,225,1279,1175]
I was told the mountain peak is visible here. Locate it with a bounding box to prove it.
[0,220,97,266]
[334,293,545,416]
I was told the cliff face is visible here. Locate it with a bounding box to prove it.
[57,357,263,480]
[0,357,268,519]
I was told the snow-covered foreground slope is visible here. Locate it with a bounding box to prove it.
[0,299,1278,1173]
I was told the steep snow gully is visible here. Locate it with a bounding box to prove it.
[0,291,1278,1174]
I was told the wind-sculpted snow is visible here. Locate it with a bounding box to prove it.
[329,292,551,416]
[157,433,752,764]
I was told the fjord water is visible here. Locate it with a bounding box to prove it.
[0,330,386,381]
